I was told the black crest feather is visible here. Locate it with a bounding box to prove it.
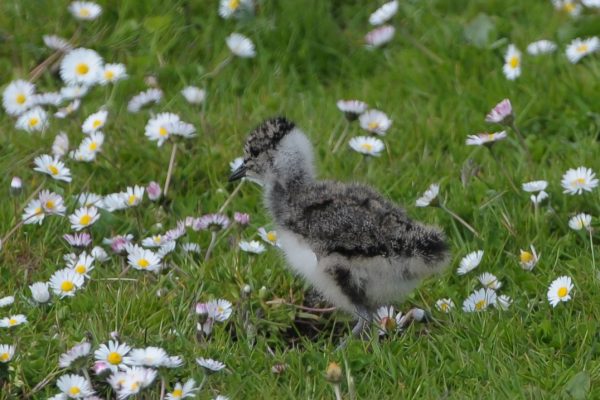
[244,117,295,157]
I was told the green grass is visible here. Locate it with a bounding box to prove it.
[1,0,600,398]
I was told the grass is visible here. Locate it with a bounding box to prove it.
[0,0,599,398]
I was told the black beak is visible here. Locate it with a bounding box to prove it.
[229,164,247,182]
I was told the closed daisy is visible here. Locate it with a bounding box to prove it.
[522,180,548,192]
[53,132,70,158]
[526,40,557,55]
[196,357,226,373]
[181,86,206,104]
[462,288,497,312]
[365,25,395,48]
[193,213,230,231]
[32,92,63,106]
[33,154,72,182]
[239,240,266,254]
[519,245,540,271]
[415,183,439,207]
[349,136,385,156]
[43,34,73,52]
[82,109,107,134]
[566,37,599,64]
[503,44,521,80]
[465,131,507,146]
[485,99,513,125]
[568,213,592,231]
[127,245,162,272]
[59,342,91,368]
[547,276,574,307]
[0,296,14,308]
[336,99,368,121]
[100,63,127,85]
[478,272,502,290]
[226,33,256,58]
[60,48,103,86]
[94,340,131,372]
[57,373,95,398]
[0,344,15,363]
[561,167,598,195]
[30,282,51,304]
[166,378,198,400]
[0,314,27,328]
[530,191,549,205]
[127,88,163,113]
[369,0,398,25]
[457,250,483,275]
[258,227,280,247]
[359,110,392,135]
[16,106,48,132]
[2,79,35,116]
[495,295,512,311]
[69,206,100,231]
[435,298,455,313]
[49,268,85,298]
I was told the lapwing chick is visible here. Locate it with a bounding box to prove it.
[229,117,451,338]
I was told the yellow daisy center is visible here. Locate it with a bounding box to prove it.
[557,287,568,298]
[34,207,43,215]
[172,389,183,398]
[80,214,92,226]
[217,306,224,313]
[520,251,533,263]
[104,70,115,80]
[75,264,87,274]
[153,236,162,244]
[107,351,122,364]
[92,119,102,128]
[361,143,374,152]
[69,386,81,396]
[564,3,575,12]
[76,63,89,75]
[440,303,449,312]
[509,56,519,69]
[16,94,26,104]
[138,258,149,269]
[89,142,98,151]
[128,195,137,205]
[229,0,240,10]
[475,300,486,311]
[0,353,9,361]
[8,318,17,326]
[61,280,75,292]
[266,231,277,242]
[29,117,39,127]
[382,316,396,331]
[45,200,55,210]
[130,382,140,391]
[573,177,585,185]
[368,122,379,130]
[48,165,59,175]
[577,44,588,54]
[79,8,90,17]
[159,127,168,136]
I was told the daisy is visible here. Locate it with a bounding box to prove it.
[519,245,540,271]
[10,176,22,195]
[193,213,230,231]
[113,366,157,398]
[0,314,27,328]
[32,92,63,106]
[127,245,162,272]
[0,344,15,363]
[196,357,226,373]
[164,222,186,242]
[219,0,254,19]
[156,240,177,258]
[369,0,398,25]
[435,298,455,313]
[57,373,95,398]
[522,180,547,192]
[123,346,168,367]
[207,299,233,322]
[52,132,70,158]
[503,44,521,80]
[63,233,92,248]
[166,379,198,400]
[59,342,91,368]
[359,109,392,135]
[16,107,48,132]
[239,240,266,254]
[465,131,507,146]
[561,167,598,195]
[526,40,557,55]
[60,48,103,86]
[0,296,14,308]
[548,276,574,307]
[100,63,127,85]
[415,183,440,207]
[124,185,145,207]
[68,252,95,278]
[568,213,592,231]
[91,246,109,262]
[82,109,107,134]
[21,199,45,225]
[55,99,81,118]
[258,227,280,246]
[2,79,36,116]
[163,355,184,369]
[69,207,100,231]
[39,190,67,215]
[30,282,51,303]
[127,88,163,113]
[365,25,395,48]
[49,268,85,298]
[457,250,483,275]
[349,136,385,156]
[103,234,134,253]
[145,112,181,146]
[566,37,600,63]
[60,85,89,100]
[43,35,73,52]
[530,191,549,205]
[181,242,201,254]
[142,235,166,248]
[552,0,582,16]
[169,120,196,139]
[79,131,104,155]
[99,193,128,212]
[478,272,502,290]
[94,340,131,372]
[181,86,206,104]
[336,99,368,121]
[495,295,512,310]
[226,33,256,58]
[71,146,98,163]
[462,288,497,312]
[373,305,402,335]
[234,212,250,225]
[146,181,161,201]
[485,99,513,125]
[69,1,102,20]
[582,0,600,6]
[33,154,72,182]
[76,192,102,208]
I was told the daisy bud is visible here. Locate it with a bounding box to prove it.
[258,286,268,300]
[195,302,209,320]
[325,362,343,384]
[271,363,287,374]
[10,177,22,196]
[485,99,514,126]
[147,181,161,201]
[234,212,250,225]
[243,284,252,295]
[110,331,120,340]
[92,360,111,376]
[29,282,50,304]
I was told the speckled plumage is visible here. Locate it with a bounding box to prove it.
[231,117,450,323]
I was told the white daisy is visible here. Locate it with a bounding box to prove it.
[239,240,266,254]
[226,33,256,58]
[503,44,522,80]
[82,109,107,134]
[547,276,574,307]
[142,235,166,248]
[359,109,392,135]
[373,305,402,335]
[219,0,254,19]
[582,0,600,6]
[207,299,233,322]
[76,192,103,207]
[127,88,163,113]
[415,183,440,207]
[477,272,502,290]
[43,35,73,52]
[163,355,184,369]
[99,193,128,212]
[462,288,497,312]
[0,344,15,363]
[465,131,507,146]
[68,1,102,20]
[365,25,395,48]
[124,185,145,207]
[113,366,157,398]
[30,282,51,303]
[91,246,109,262]
[22,199,45,225]
[457,250,483,275]
[78,131,104,157]
[32,92,63,106]
[336,99,368,121]
[552,0,582,16]
[127,245,162,272]
[435,298,455,313]
[485,99,513,125]
[0,314,27,328]
[60,48,103,86]
[258,227,280,246]
[52,132,70,158]
[123,346,168,367]
[349,136,385,156]
[566,37,599,63]
[519,245,540,271]
[0,296,14,308]
[169,120,196,139]
[561,166,598,195]
[68,252,95,278]
[49,268,85,298]
[59,342,91,368]
[156,240,176,258]
[69,206,100,231]
[166,378,198,400]
[495,295,512,311]
[196,357,226,372]
[100,63,127,85]
[33,154,72,182]
[526,40,557,55]
[16,107,48,132]
[522,180,548,192]
[60,85,89,100]
[181,242,201,254]
[94,340,131,372]
[369,0,398,25]
[181,86,206,104]
[2,79,35,116]
[55,99,81,119]
[568,213,592,231]
[39,190,67,215]
[57,373,95,398]
[145,112,181,146]
[530,191,549,205]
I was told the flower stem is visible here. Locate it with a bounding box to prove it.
[219,180,244,214]
[160,375,166,400]
[510,121,531,160]
[163,142,178,197]
[327,117,344,148]
[352,156,365,174]
[332,122,350,153]
[590,230,596,271]
[440,204,481,238]
[488,146,519,193]
[204,231,218,262]
[333,384,343,400]
[201,55,232,80]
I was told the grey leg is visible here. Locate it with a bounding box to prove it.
[336,307,372,351]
